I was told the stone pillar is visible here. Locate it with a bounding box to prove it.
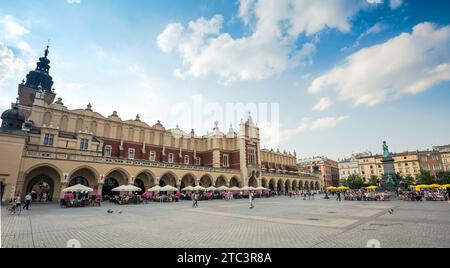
[129,176,135,185]
[60,173,70,199]
[97,175,105,196]
[97,183,103,195]
[60,182,68,199]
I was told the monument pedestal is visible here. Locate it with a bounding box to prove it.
[381,157,395,175]
[381,157,397,192]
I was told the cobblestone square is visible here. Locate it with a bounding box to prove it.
[2,196,449,248]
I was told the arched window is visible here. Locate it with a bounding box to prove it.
[104,145,112,157]
[69,176,89,187]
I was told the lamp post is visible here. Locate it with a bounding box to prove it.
[324,176,329,199]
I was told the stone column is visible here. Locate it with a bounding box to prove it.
[60,182,68,199]
[97,175,105,196]
[60,173,70,199]
[97,183,103,195]
[129,176,135,185]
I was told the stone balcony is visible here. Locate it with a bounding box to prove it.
[25,145,241,175]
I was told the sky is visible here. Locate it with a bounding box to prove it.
[0,0,449,160]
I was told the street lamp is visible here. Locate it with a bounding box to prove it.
[324,176,329,199]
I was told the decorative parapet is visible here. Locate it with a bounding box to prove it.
[261,171,319,180]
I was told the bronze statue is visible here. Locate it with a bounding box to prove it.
[383,141,391,159]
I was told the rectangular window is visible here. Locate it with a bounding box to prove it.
[128,148,135,160]
[422,164,430,171]
[168,153,174,163]
[421,156,427,162]
[433,163,442,171]
[196,157,201,165]
[44,133,54,146]
[149,151,156,161]
[184,155,189,165]
[104,145,112,158]
[432,155,439,161]
[223,154,230,167]
[80,139,89,150]
[248,147,257,165]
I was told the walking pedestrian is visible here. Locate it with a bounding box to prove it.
[194,192,199,207]
[249,191,254,209]
[336,191,341,202]
[192,192,196,207]
[23,192,32,210]
[14,194,21,209]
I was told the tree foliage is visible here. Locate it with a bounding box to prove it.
[436,171,450,184]
[345,174,364,189]
[403,175,415,186]
[416,170,434,185]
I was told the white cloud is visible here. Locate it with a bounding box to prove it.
[342,22,389,51]
[1,15,29,40]
[366,0,402,9]
[282,116,349,139]
[158,0,382,83]
[309,22,450,107]
[0,42,27,87]
[313,97,332,111]
[389,0,403,9]
[364,22,389,36]
[67,0,81,4]
[17,41,35,56]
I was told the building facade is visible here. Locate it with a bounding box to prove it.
[338,156,360,180]
[0,46,318,202]
[418,150,443,177]
[433,145,450,172]
[392,151,420,178]
[356,154,381,181]
[298,156,339,187]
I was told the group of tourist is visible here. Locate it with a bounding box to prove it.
[339,189,391,201]
[61,192,101,208]
[400,188,449,201]
[288,190,320,200]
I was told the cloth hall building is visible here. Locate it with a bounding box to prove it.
[0,46,319,202]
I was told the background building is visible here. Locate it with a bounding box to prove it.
[356,154,381,181]
[338,156,360,180]
[298,156,339,187]
[418,150,443,177]
[433,145,450,172]
[392,151,420,178]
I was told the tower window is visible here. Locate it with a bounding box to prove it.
[248,147,257,165]
[104,145,112,158]
[168,153,174,163]
[43,133,54,146]
[184,155,190,165]
[149,151,156,161]
[80,139,89,150]
[128,148,135,160]
[223,154,230,167]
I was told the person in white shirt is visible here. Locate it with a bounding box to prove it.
[249,191,254,209]
[23,193,32,210]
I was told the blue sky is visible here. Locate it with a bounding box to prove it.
[1,0,449,160]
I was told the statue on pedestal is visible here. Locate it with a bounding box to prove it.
[383,141,391,159]
[380,141,398,191]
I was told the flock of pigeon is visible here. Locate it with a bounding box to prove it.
[107,209,122,214]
